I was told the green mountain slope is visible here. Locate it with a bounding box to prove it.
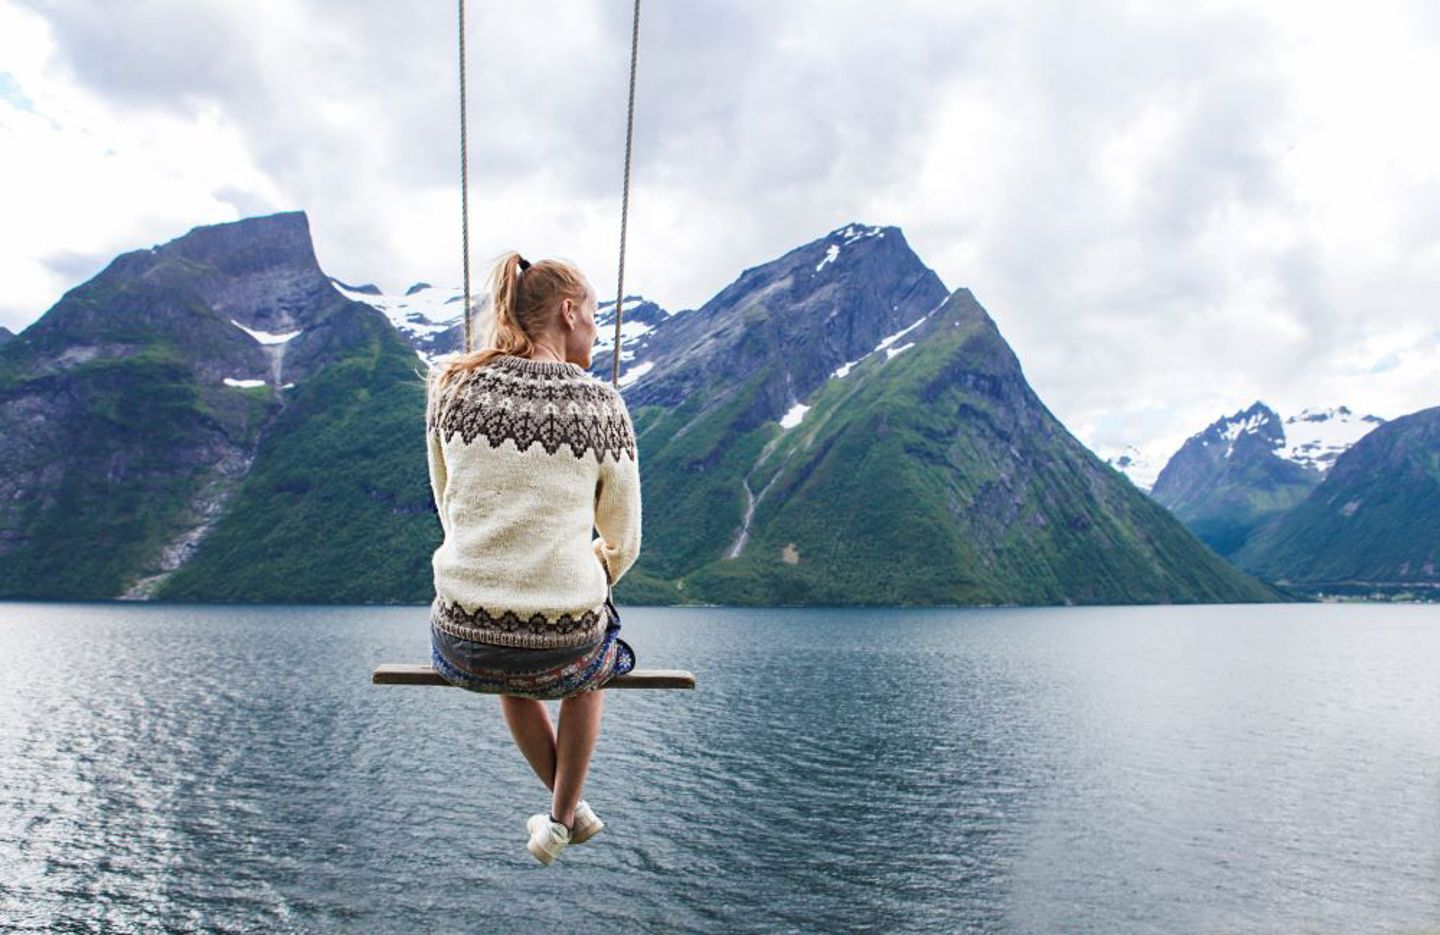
[156,324,437,603]
[1232,405,1440,594]
[0,212,441,603]
[622,288,1286,606]
[0,215,310,598]
[0,343,276,598]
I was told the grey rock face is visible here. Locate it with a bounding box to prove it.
[0,211,397,597]
[332,278,383,296]
[591,296,674,383]
[1151,401,1320,557]
[622,223,949,431]
[1153,402,1289,501]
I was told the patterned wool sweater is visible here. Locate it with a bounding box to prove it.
[425,353,642,649]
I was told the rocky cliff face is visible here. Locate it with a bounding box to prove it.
[0,212,417,600]
[621,224,948,423]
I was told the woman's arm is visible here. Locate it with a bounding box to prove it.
[592,395,642,585]
[425,371,449,535]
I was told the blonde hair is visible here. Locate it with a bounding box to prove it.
[428,251,589,398]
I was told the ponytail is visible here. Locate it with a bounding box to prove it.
[429,251,588,399]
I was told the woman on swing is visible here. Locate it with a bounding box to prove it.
[424,252,642,866]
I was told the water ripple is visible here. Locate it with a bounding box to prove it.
[0,601,1437,933]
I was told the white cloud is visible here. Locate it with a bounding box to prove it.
[1,0,1437,470]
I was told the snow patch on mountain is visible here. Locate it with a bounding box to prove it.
[230,319,302,344]
[595,296,674,367]
[593,319,659,363]
[815,244,840,273]
[836,223,885,244]
[332,280,463,345]
[1280,406,1387,473]
[1104,445,1159,492]
[829,301,938,380]
[780,402,811,430]
[617,360,654,388]
[874,316,927,355]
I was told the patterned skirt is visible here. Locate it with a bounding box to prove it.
[430,590,636,700]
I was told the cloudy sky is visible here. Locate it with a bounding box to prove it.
[2,0,1437,470]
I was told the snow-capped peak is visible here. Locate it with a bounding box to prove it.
[1191,402,1282,458]
[597,295,671,317]
[331,278,465,346]
[813,224,888,276]
[833,223,886,245]
[593,295,672,367]
[1280,405,1387,473]
[1182,401,1386,475]
[1218,407,1278,457]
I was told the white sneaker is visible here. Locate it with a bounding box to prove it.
[570,800,605,845]
[525,813,570,866]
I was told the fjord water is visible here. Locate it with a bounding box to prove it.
[0,601,1436,933]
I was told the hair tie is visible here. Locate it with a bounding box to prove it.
[517,257,531,272]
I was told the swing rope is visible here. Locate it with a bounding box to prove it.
[458,0,474,354]
[457,0,643,390]
[611,0,642,387]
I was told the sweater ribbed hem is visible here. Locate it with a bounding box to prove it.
[491,354,589,379]
[430,596,610,649]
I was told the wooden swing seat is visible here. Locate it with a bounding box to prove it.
[372,663,695,689]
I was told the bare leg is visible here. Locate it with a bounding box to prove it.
[499,696,556,791]
[551,689,605,829]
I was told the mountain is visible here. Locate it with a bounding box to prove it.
[0,326,14,347]
[0,212,436,601]
[331,279,464,363]
[1150,402,1386,557]
[330,277,679,385]
[1279,406,1387,472]
[619,224,944,415]
[1231,405,1440,597]
[0,214,1288,606]
[1103,445,1160,492]
[1150,402,1321,557]
[601,224,1285,605]
[592,296,676,386]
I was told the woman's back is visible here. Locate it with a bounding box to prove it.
[426,353,642,650]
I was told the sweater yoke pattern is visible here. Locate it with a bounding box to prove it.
[428,362,637,464]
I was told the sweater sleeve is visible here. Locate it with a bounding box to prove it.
[591,394,642,586]
[425,371,449,535]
